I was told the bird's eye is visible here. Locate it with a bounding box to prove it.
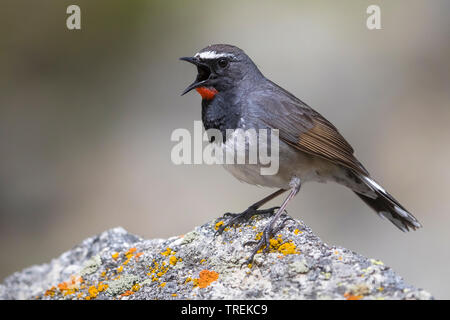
[217,58,229,68]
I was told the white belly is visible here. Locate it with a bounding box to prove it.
[220,136,336,189]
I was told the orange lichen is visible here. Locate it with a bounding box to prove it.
[44,286,56,297]
[121,290,134,297]
[172,293,177,297]
[123,247,137,264]
[88,285,99,299]
[344,292,363,300]
[56,276,83,296]
[125,247,137,257]
[135,252,144,261]
[197,270,219,289]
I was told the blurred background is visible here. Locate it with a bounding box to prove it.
[1,0,449,298]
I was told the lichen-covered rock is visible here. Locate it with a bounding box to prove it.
[0,213,433,300]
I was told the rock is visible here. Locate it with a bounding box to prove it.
[0,213,433,300]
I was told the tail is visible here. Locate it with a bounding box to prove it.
[355,176,422,232]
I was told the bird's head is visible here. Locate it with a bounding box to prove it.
[180,44,261,99]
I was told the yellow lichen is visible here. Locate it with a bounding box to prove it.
[277,242,299,255]
[117,266,123,273]
[132,283,141,292]
[135,252,144,261]
[160,282,166,288]
[169,256,178,266]
[370,259,384,266]
[112,252,119,260]
[97,282,108,292]
[254,234,299,255]
[161,247,172,256]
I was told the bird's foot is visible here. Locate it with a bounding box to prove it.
[215,206,280,236]
[242,216,293,266]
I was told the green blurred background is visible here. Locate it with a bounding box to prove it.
[1,0,449,298]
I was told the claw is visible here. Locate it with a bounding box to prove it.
[273,217,295,233]
[243,215,294,264]
[222,212,238,218]
[243,240,258,247]
[215,206,279,236]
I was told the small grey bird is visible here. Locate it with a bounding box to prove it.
[180,44,421,263]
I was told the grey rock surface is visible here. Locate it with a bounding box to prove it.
[0,213,432,300]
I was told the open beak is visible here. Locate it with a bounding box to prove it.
[180,56,211,96]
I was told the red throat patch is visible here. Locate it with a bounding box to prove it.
[196,87,218,100]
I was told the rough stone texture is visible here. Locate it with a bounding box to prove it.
[0,213,433,300]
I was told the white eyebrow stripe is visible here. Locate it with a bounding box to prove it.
[194,51,234,59]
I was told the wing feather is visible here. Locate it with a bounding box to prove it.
[246,84,368,176]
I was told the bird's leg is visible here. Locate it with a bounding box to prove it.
[243,177,301,265]
[215,189,286,235]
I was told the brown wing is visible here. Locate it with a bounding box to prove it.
[286,112,369,176]
[247,85,369,176]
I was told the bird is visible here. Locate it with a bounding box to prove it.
[180,44,421,263]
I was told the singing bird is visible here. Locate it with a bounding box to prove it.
[180,44,421,263]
